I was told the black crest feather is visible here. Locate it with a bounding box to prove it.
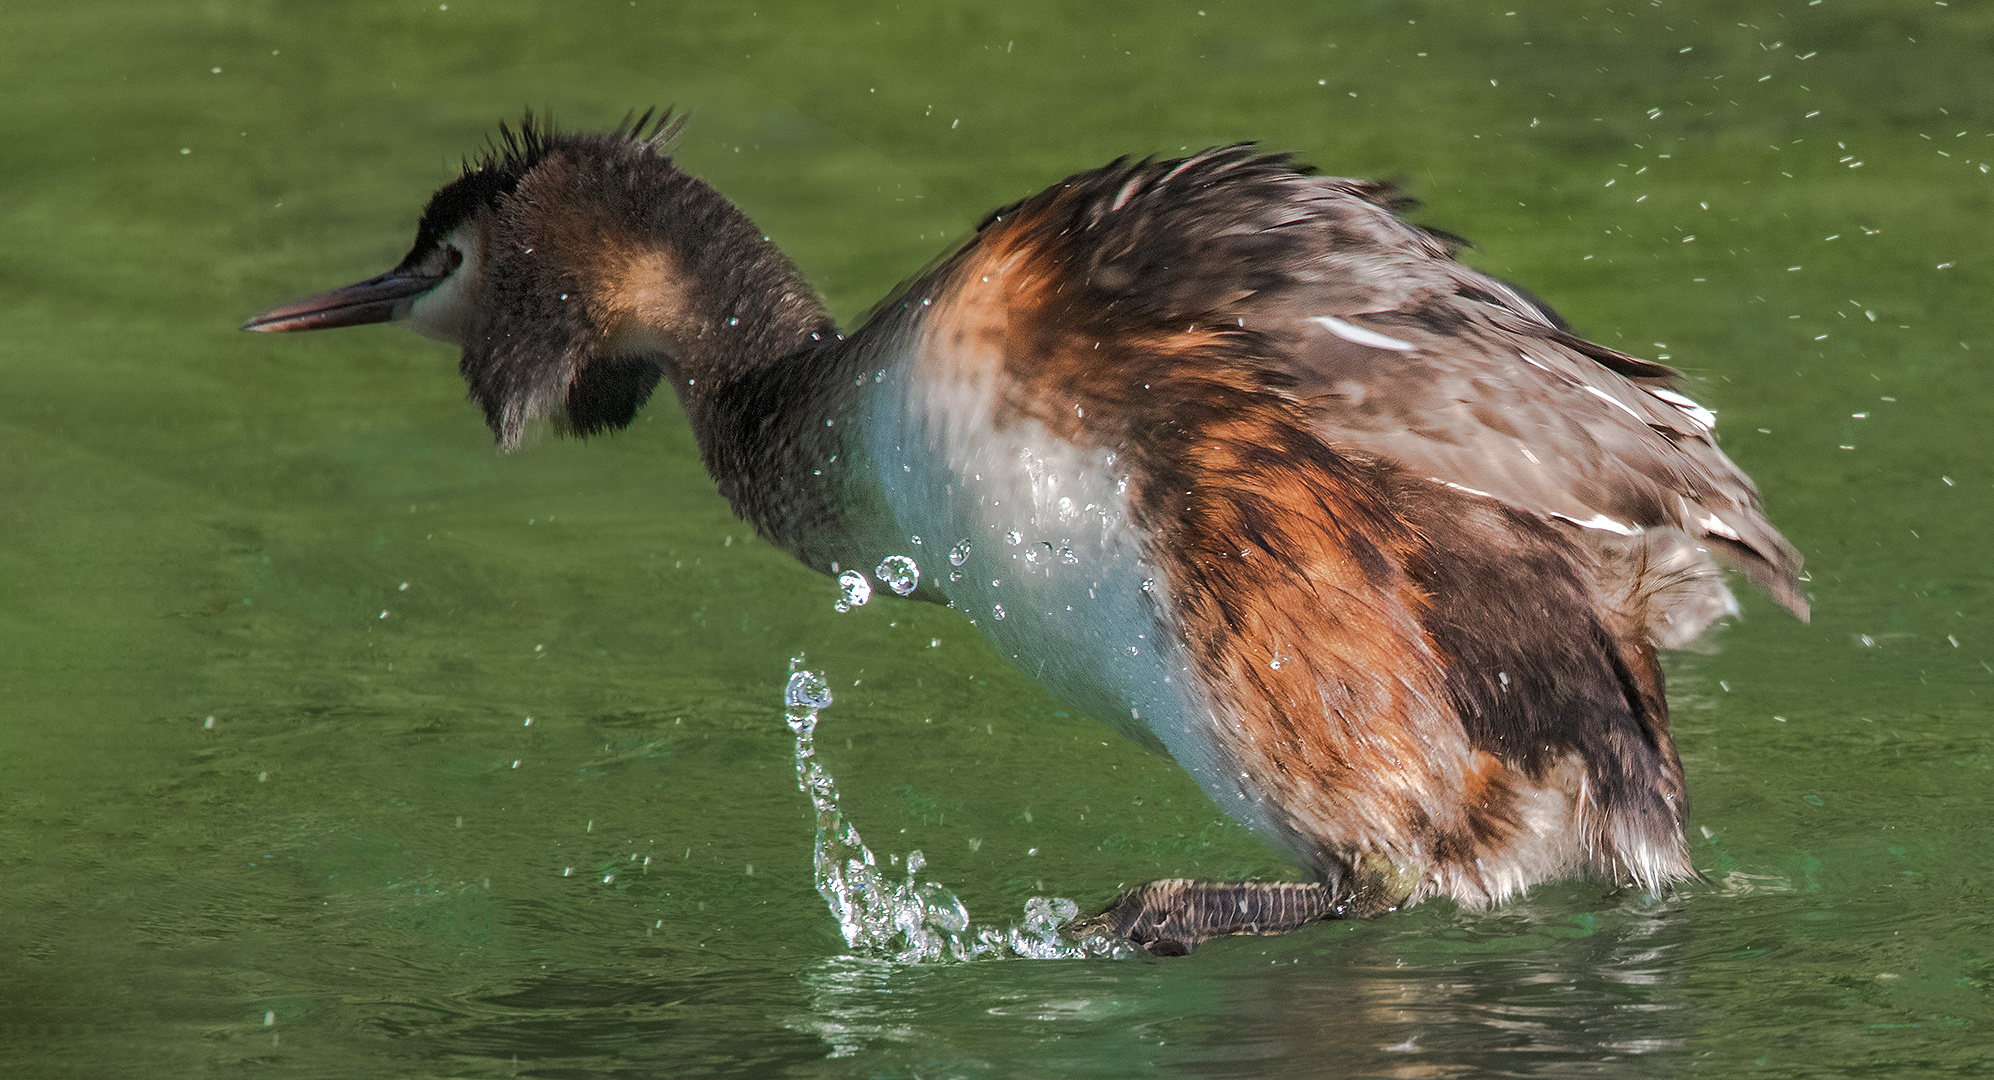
[612,107,687,152]
[394,108,681,275]
[394,111,557,271]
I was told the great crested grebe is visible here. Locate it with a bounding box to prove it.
[246,112,1805,955]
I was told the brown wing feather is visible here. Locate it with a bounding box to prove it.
[1230,177,1809,633]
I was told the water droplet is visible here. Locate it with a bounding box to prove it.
[874,555,920,596]
[948,540,971,566]
[1005,530,1022,545]
[784,669,833,734]
[784,669,832,711]
[1025,542,1053,565]
[834,569,872,612]
[1140,578,1156,593]
[1060,546,1079,564]
[948,569,963,582]
[993,604,1007,620]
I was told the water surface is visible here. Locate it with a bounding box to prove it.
[3,1,1990,1076]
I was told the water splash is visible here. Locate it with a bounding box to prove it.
[874,555,920,596]
[783,657,1134,962]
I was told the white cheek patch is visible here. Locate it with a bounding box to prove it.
[404,226,482,345]
[1311,315,1416,353]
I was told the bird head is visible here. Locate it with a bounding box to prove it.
[242,111,769,450]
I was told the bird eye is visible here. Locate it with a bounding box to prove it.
[443,246,464,273]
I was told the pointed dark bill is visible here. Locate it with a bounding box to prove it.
[241,270,440,332]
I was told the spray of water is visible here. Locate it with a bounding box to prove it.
[785,655,1135,962]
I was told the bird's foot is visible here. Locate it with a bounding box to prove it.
[1062,878,1345,956]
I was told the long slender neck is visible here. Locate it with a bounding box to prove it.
[593,171,840,432]
[575,165,875,569]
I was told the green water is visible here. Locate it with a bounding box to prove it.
[4,0,1990,1075]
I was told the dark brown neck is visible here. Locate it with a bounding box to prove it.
[670,231,835,414]
[564,161,870,568]
[622,177,860,563]
[583,166,840,433]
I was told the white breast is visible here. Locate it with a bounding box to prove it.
[838,340,1288,850]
